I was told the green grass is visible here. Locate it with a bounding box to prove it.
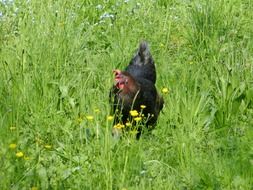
[1,0,253,189]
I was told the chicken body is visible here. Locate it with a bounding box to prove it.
[110,42,164,138]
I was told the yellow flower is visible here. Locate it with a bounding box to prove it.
[114,123,125,129]
[31,187,38,190]
[44,144,52,149]
[86,115,94,121]
[134,117,142,122]
[16,151,24,158]
[129,110,138,117]
[9,143,17,149]
[140,105,146,109]
[162,87,169,94]
[24,156,30,160]
[107,115,114,121]
[125,122,132,127]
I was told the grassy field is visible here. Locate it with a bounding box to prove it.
[1,0,253,189]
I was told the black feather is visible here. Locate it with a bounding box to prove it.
[125,41,156,84]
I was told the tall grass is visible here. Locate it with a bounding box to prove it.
[0,0,253,189]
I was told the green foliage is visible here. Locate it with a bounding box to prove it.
[0,0,253,189]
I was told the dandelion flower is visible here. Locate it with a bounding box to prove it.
[162,87,169,94]
[16,151,24,158]
[129,110,138,117]
[114,123,125,129]
[134,117,142,122]
[44,144,52,149]
[86,115,94,121]
[140,105,146,109]
[9,143,17,149]
[107,115,114,121]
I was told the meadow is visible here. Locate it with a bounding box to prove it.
[0,0,253,189]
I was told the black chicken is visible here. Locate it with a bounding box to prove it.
[110,41,164,138]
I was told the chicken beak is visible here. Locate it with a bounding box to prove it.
[113,70,125,89]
